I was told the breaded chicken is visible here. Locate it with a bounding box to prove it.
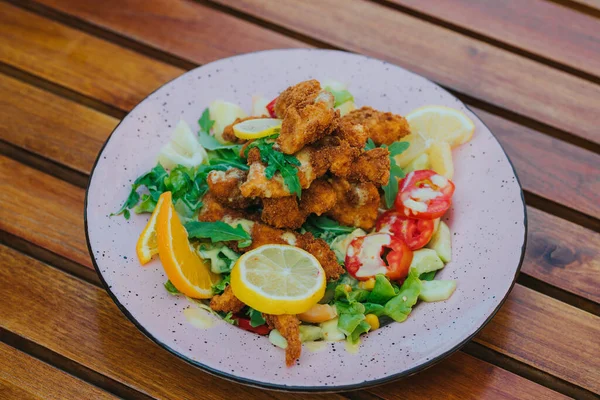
[346,147,390,186]
[278,100,339,154]
[327,178,380,230]
[261,196,306,229]
[221,116,266,144]
[245,222,294,251]
[334,119,369,148]
[342,106,410,146]
[209,285,245,314]
[264,314,301,367]
[274,79,321,118]
[298,232,344,281]
[323,138,361,178]
[198,193,232,222]
[207,168,256,209]
[299,179,337,216]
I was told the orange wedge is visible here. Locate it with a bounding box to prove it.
[156,192,220,298]
[136,195,165,265]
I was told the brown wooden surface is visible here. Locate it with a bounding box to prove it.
[1,0,599,398]
[0,245,568,400]
[0,343,117,400]
[387,0,600,79]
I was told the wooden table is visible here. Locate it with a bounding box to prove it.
[1,0,598,398]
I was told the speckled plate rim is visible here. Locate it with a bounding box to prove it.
[84,48,527,393]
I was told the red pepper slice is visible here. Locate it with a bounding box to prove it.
[234,317,271,335]
[345,233,413,281]
[266,97,278,118]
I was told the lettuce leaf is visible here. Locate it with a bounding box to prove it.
[367,274,396,305]
[383,270,422,322]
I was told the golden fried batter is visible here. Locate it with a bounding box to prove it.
[197,193,230,222]
[264,314,301,367]
[278,101,339,155]
[274,79,321,118]
[334,119,369,148]
[324,138,361,178]
[240,162,293,198]
[207,168,256,209]
[346,147,390,186]
[343,106,410,146]
[298,232,344,281]
[261,196,306,229]
[299,179,337,216]
[245,222,292,251]
[327,178,380,230]
[209,285,245,314]
[221,116,266,144]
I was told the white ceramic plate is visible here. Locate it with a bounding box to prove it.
[85,49,526,391]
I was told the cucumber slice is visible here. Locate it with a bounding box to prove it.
[419,280,457,302]
[427,221,452,262]
[404,153,430,174]
[409,248,444,276]
[320,318,345,342]
[268,329,288,349]
[299,325,323,342]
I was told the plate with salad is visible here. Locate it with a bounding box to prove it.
[85,49,526,391]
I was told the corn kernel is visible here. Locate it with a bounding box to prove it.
[358,278,376,291]
[343,284,352,293]
[365,314,380,330]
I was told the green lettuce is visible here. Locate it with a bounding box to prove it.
[383,270,422,322]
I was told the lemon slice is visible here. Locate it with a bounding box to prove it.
[428,140,454,179]
[406,105,475,148]
[135,194,166,265]
[156,192,220,298]
[230,244,326,315]
[232,118,282,140]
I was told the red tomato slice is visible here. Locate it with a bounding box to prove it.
[377,211,435,250]
[345,233,413,281]
[395,170,455,220]
[234,317,271,335]
[266,97,278,118]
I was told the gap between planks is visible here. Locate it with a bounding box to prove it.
[5,0,600,155]
[0,242,586,399]
[546,0,600,18]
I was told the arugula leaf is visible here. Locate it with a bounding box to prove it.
[419,271,437,281]
[185,221,252,245]
[246,308,267,327]
[367,274,396,305]
[133,194,157,214]
[198,129,240,151]
[198,108,215,133]
[219,311,237,325]
[324,86,354,107]
[112,164,168,218]
[363,140,410,208]
[364,138,377,151]
[383,270,422,322]
[245,135,302,197]
[164,280,181,295]
[387,141,410,157]
[307,215,355,234]
[211,274,230,295]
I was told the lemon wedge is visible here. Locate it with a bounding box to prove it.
[232,118,282,140]
[406,105,475,148]
[135,194,166,265]
[230,244,326,315]
[156,192,220,298]
[428,140,454,179]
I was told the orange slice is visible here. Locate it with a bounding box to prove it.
[135,195,165,265]
[156,192,220,298]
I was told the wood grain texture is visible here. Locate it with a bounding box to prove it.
[1,158,598,391]
[31,0,308,63]
[0,74,118,174]
[0,245,567,400]
[209,0,600,146]
[0,343,117,400]
[524,207,600,303]
[387,0,600,79]
[475,285,600,393]
[0,3,181,111]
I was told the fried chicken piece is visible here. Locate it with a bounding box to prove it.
[207,168,256,209]
[327,178,380,230]
[277,100,339,154]
[261,196,306,229]
[342,106,410,146]
[221,116,266,144]
[299,179,337,216]
[264,314,301,367]
[324,138,361,177]
[334,119,369,148]
[245,222,293,251]
[209,285,245,314]
[346,147,390,186]
[298,232,344,281]
[197,193,230,222]
[274,79,321,118]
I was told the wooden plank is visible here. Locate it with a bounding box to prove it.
[475,284,600,393]
[567,0,600,11]
[1,158,598,391]
[0,342,117,400]
[525,207,600,304]
[0,3,182,111]
[207,0,600,146]
[387,0,600,79]
[0,245,568,400]
[0,74,118,175]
